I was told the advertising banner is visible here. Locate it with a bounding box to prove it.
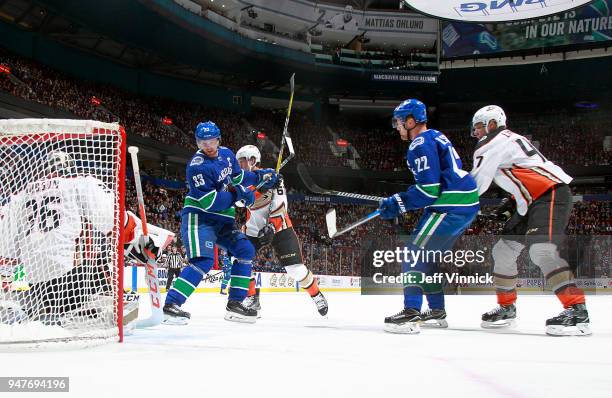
[406,0,594,23]
[442,0,612,57]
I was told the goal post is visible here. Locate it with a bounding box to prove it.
[0,119,126,349]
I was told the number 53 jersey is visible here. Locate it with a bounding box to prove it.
[471,129,572,216]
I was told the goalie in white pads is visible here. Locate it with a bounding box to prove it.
[236,145,328,316]
[0,151,119,327]
[470,105,591,336]
[0,151,173,331]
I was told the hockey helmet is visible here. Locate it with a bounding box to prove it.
[471,105,507,136]
[392,99,427,128]
[46,150,76,176]
[195,121,221,141]
[236,145,261,165]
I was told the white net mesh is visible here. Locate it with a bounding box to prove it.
[0,119,124,349]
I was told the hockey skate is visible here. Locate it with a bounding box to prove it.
[420,308,448,328]
[163,303,191,325]
[546,303,592,336]
[224,300,257,324]
[384,308,421,334]
[312,292,329,317]
[243,295,262,318]
[481,304,517,329]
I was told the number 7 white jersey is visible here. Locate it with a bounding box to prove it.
[470,129,572,216]
[0,175,115,283]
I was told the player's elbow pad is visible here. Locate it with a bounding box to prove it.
[208,191,237,211]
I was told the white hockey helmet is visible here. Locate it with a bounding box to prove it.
[471,105,507,136]
[236,145,261,166]
[46,150,76,176]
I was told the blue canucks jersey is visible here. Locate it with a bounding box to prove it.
[398,129,479,215]
[182,147,258,223]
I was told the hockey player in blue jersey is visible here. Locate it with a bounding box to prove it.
[163,121,278,324]
[379,99,480,334]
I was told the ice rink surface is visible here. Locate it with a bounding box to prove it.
[3,292,612,398]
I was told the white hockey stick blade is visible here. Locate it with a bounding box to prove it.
[135,261,163,328]
[326,209,337,238]
[285,135,295,157]
[331,210,381,239]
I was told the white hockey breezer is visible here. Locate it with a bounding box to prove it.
[0,119,126,349]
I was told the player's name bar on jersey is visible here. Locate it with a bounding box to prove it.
[371,72,439,83]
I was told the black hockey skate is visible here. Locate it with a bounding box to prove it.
[481,304,516,329]
[420,308,448,328]
[163,303,191,325]
[225,300,257,324]
[243,295,262,319]
[546,303,592,336]
[384,308,421,334]
[312,292,329,317]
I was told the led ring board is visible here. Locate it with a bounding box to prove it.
[404,0,596,22]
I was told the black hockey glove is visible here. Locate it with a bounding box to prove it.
[257,223,276,247]
[494,197,515,222]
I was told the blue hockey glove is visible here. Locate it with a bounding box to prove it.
[379,194,406,220]
[255,169,278,190]
[235,184,255,207]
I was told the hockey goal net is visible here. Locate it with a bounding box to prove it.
[0,119,126,349]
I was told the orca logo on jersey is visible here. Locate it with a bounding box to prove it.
[190,157,204,166]
[409,136,425,151]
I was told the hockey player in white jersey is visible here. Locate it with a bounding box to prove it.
[0,150,119,324]
[0,151,173,326]
[470,105,591,336]
[235,145,328,316]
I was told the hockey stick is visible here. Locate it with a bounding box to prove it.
[297,163,384,205]
[127,146,163,328]
[275,73,296,173]
[326,208,381,238]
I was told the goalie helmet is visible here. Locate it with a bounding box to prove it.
[236,145,261,166]
[471,105,507,136]
[46,150,76,177]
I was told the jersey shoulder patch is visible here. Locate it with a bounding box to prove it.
[190,156,204,166]
[409,136,425,151]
